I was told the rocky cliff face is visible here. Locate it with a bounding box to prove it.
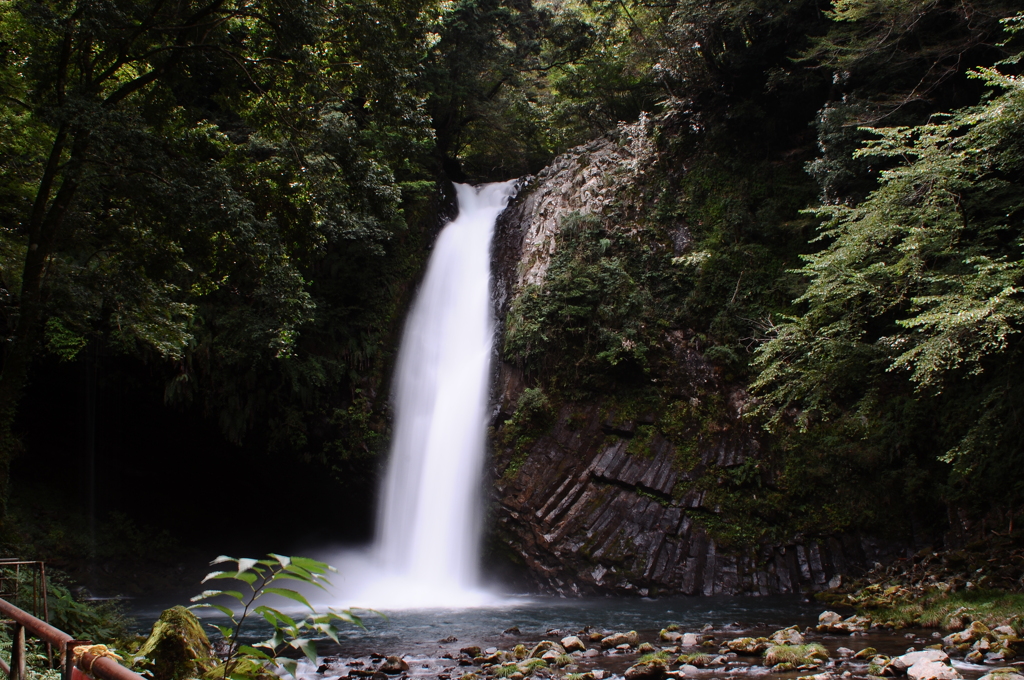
[488,125,905,597]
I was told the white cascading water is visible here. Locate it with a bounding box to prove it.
[333,180,516,609]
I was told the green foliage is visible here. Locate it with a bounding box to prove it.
[857,589,1024,630]
[503,212,679,394]
[134,606,216,680]
[753,63,1024,507]
[190,555,365,680]
[762,643,828,666]
[499,387,554,479]
[494,664,520,678]
[0,627,61,680]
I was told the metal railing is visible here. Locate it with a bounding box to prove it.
[0,597,145,680]
[0,561,48,624]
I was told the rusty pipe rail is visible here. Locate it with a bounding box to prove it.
[0,598,146,680]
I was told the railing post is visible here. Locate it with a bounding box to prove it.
[11,623,26,680]
[64,640,91,680]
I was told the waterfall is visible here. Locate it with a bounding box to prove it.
[341,180,516,608]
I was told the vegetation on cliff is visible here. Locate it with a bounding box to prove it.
[495,0,1024,551]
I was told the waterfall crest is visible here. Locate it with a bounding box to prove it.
[339,181,516,608]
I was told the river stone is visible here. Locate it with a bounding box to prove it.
[584,649,600,658]
[679,665,700,675]
[380,657,409,674]
[531,641,566,658]
[818,612,842,627]
[944,622,991,646]
[135,606,216,680]
[817,612,871,634]
[602,632,638,649]
[592,671,606,680]
[681,633,699,647]
[771,626,805,646]
[541,651,560,662]
[726,638,769,655]
[563,636,587,652]
[892,650,949,671]
[907,661,962,680]
[661,630,682,643]
[461,647,482,658]
[624,659,668,680]
[979,673,1024,680]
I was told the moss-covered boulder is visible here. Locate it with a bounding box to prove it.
[727,637,770,655]
[624,658,668,680]
[136,606,216,680]
[763,643,829,667]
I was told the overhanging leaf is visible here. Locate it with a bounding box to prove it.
[264,587,314,611]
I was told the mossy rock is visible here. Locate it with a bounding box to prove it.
[136,606,217,680]
[763,644,829,667]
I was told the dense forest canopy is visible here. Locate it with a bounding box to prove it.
[0,0,1022,556]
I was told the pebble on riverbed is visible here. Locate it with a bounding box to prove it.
[310,612,1024,680]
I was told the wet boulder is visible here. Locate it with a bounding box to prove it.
[680,633,700,647]
[891,650,950,672]
[770,626,805,646]
[763,643,829,668]
[380,657,409,674]
[816,611,871,634]
[530,641,565,658]
[979,671,1024,680]
[726,637,769,655]
[561,636,586,653]
[943,622,991,646]
[659,630,682,643]
[601,632,639,649]
[135,606,216,680]
[675,653,712,668]
[624,658,668,680]
[906,660,962,680]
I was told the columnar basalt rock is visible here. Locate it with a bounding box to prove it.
[489,127,905,597]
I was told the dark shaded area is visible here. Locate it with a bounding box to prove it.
[13,351,376,552]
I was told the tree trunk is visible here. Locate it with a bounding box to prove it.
[0,129,88,521]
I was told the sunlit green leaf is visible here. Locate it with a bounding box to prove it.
[264,587,314,611]
[290,638,318,664]
[238,645,272,660]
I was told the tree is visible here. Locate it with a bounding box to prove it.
[0,0,436,518]
[752,33,1024,507]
